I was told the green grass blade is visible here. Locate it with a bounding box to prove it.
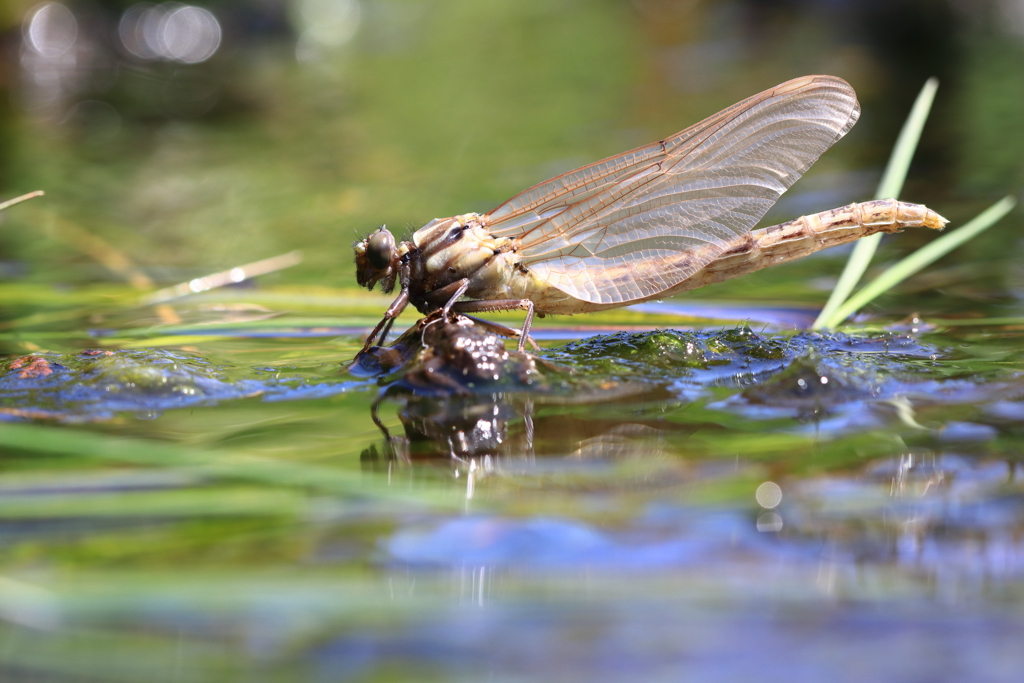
[811,236,881,329]
[812,78,939,330]
[825,195,1016,327]
[873,77,940,201]
[0,423,453,507]
[0,191,44,212]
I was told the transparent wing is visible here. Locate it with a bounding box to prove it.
[481,75,860,304]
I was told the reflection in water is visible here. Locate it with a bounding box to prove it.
[355,312,541,461]
[358,313,699,463]
[358,313,1024,592]
[4,313,1024,679]
[359,316,957,465]
[361,313,539,462]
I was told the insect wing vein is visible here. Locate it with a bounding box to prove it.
[482,75,860,305]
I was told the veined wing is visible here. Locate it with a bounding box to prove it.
[481,75,860,305]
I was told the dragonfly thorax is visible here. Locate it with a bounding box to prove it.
[410,215,519,303]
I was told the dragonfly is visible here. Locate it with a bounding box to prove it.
[354,75,946,352]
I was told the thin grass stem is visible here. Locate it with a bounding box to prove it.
[825,195,1016,327]
[812,78,939,330]
[0,190,44,212]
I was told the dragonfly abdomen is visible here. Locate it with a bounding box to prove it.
[792,198,947,241]
[672,199,947,294]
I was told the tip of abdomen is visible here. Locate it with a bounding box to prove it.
[924,209,948,230]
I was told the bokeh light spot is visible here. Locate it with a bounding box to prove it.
[25,3,77,57]
[295,0,360,57]
[162,6,222,63]
[755,481,783,509]
[119,3,221,63]
[756,512,783,533]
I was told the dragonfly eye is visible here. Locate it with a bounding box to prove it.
[367,229,396,270]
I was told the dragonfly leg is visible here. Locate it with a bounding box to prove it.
[362,286,410,353]
[378,316,397,346]
[439,279,471,319]
[452,299,537,352]
[461,314,524,341]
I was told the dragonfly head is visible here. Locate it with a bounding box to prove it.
[354,225,400,293]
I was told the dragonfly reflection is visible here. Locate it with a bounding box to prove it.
[359,312,707,462]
